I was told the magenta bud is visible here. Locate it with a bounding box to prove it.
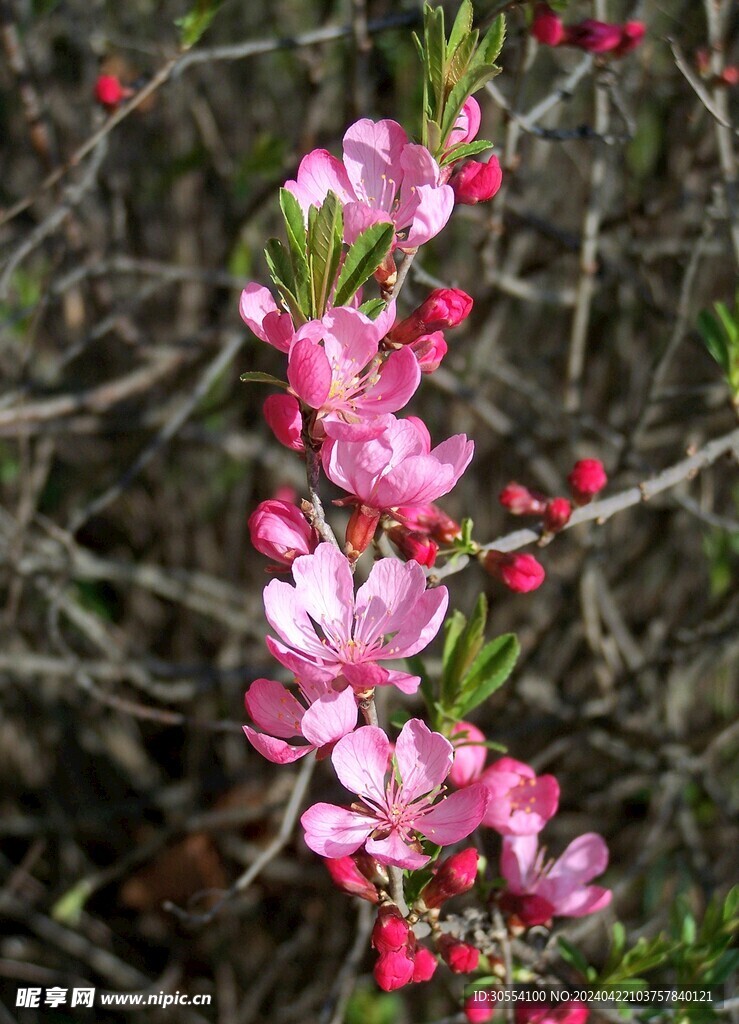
[324,857,379,903]
[566,19,623,53]
[437,934,480,974]
[373,948,415,991]
[390,289,473,345]
[386,525,438,567]
[614,21,645,56]
[542,497,572,534]
[371,905,411,953]
[94,74,132,109]
[422,848,479,909]
[464,993,495,1023]
[394,504,462,544]
[499,482,547,516]
[248,499,318,566]
[412,946,438,982]
[531,4,567,46]
[482,551,546,593]
[451,157,503,205]
[567,459,607,505]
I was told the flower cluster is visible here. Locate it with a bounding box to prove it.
[532,3,645,57]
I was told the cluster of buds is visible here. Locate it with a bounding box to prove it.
[531,4,645,57]
[386,287,473,375]
[372,906,438,991]
[385,502,462,568]
[442,96,504,206]
[695,48,739,88]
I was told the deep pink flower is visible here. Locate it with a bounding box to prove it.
[567,458,607,505]
[301,719,489,869]
[287,304,419,441]
[374,949,415,991]
[531,4,567,47]
[263,393,304,452]
[389,288,473,345]
[323,415,474,513]
[409,331,448,372]
[614,21,645,56]
[285,119,454,250]
[263,543,448,694]
[516,1005,589,1024]
[482,551,546,593]
[243,676,357,764]
[446,97,482,152]
[500,832,612,923]
[451,158,503,205]
[248,499,318,567]
[478,757,559,835]
[94,74,133,109]
[239,283,295,352]
[464,993,494,1024]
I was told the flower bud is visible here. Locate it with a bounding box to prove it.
[567,459,607,505]
[374,948,415,991]
[422,848,479,909]
[94,74,132,109]
[412,946,438,982]
[613,21,645,57]
[437,934,480,974]
[386,525,438,567]
[344,503,381,561]
[389,289,473,345]
[263,394,304,452]
[451,158,503,205]
[531,4,567,47]
[566,19,622,53]
[372,905,411,953]
[394,503,461,543]
[499,483,547,516]
[248,500,318,567]
[542,497,572,535]
[482,551,546,593]
[324,857,379,903]
[464,993,495,1024]
[410,331,448,373]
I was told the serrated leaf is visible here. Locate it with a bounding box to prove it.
[454,633,519,717]
[358,298,387,320]
[308,192,343,318]
[439,138,494,166]
[447,0,473,61]
[424,3,447,117]
[239,371,290,387]
[440,64,501,147]
[447,32,478,91]
[333,222,394,307]
[264,238,305,323]
[279,188,311,311]
[474,14,506,68]
[441,595,488,708]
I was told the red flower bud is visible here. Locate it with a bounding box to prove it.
[451,157,503,205]
[344,503,381,561]
[94,74,132,109]
[567,459,607,505]
[464,993,495,1023]
[499,483,547,516]
[324,857,379,903]
[386,525,438,567]
[263,394,304,452]
[394,504,462,543]
[542,497,572,534]
[412,946,438,982]
[437,934,480,974]
[531,4,567,47]
[719,65,739,86]
[566,19,622,53]
[390,289,473,345]
[248,499,318,567]
[373,948,415,991]
[422,848,479,909]
[482,551,546,593]
[410,331,448,373]
[372,905,411,953]
[614,21,646,57]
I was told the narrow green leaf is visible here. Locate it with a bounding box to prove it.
[424,3,447,118]
[558,938,591,978]
[705,948,739,984]
[308,192,343,318]
[447,32,478,90]
[175,0,223,48]
[358,298,387,320]
[440,64,501,146]
[474,13,506,68]
[440,609,467,706]
[698,311,731,374]
[264,238,305,323]
[447,0,473,61]
[239,371,290,387]
[279,188,311,311]
[454,633,519,717]
[439,138,494,166]
[441,595,488,708]
[333,222,394,307]
[715,300,739,345]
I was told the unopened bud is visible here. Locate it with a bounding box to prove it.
[344,503,381,561]
[451,158,503,205]
[412,946,438,982]
[394,504,461,543]
[482,551,546,593]
[94,74,132,109]
[567,459,607,505]
[566,19,622,53]
[386,525,438,567]
[410,331,448,373]
[542,497,572,535]
[248,500,318,567]
[374,948,415,991]
[499,483,547,516]
[372,905,411,953]
[614,21,646,56]
[464,993,495,1024]
[437,934,480,974]
[422,848,479,909]
[531,4,566,46]
[390,289,473,345]
[324,857,379,903]
[263,394,304,452]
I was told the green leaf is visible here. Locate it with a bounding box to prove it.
[447,31,478,90]
[358,298,387,320]
[439,138,494,166]
[715,300,738,345]
[389,709,412,730]
[279,188,311,312]
[698,311,730,374]
[704,948,739,984]
[440,596,488,708]
[440,64,501,147]
[52,879,95,926]
[558,938,592,978]
[333,222,394,307]
[447,0,474,61]
[424,3,447,117]
[454,633,520,717]
[175,0,223,48]
[264,238,305,323]
[474,13,506,68]
[239,371,290,387]
[308,192,344,318]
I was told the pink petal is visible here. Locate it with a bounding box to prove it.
[342,119,408,207]
[288,337,333,408]
[553,885,612,918]
[263,577,328,660]
[449,722,487,787]
[239,283,279,344]
[383,669,422,693]
[265,635,338,685]
[359,346,421,413]
[301,803,374,858]
[343,202,394,245]
[243,726,312,764]
[366,831,430,870]
[263,393,304,452]
[285,149,353,215]
[245,678,304,738]
[290,544,354,645]
[354,558,428,645]
[301,686,358,747]
[500,834,539,891]
[385,586,448,658]
[331,726,390,806]
[396,719,453,801]
[547,833,609,884]
[321,306,381,374]
[415,784,489,844]
[323,412,393,441]
[370,298,397,343]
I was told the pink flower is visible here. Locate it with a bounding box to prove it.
[287,305,420,441]
[567,458,607,505]
[243,676,357,764]
[263,394,304,452]
[500,832,612,924]
[323,415,474,513]
[516,1005,589,1024]
[482,551,546,593]
[389,288,473,345]
[446,97,482,151]
[409,331,448,372]
[464,993,494,1023]
[263,543,448,694]
[248,499,318,567]
[449,721,488,788]
[478,757,559,835]
[239,283,295,352]
[451,158,503,205]
[300,719,489,869]
[285,119,454,250]
[531,4,567,46]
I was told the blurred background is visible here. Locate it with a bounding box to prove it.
[0,0,737,1021]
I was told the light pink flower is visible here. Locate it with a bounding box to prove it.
[243,677,357,764]
[288,304,420,440]
[263,543,448,694]
[323,415,474,512]
[248,499,318,567]
[500,832,612,923]
[239,283,295,352]
[301,719,489,869]
[285,119,454,250]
